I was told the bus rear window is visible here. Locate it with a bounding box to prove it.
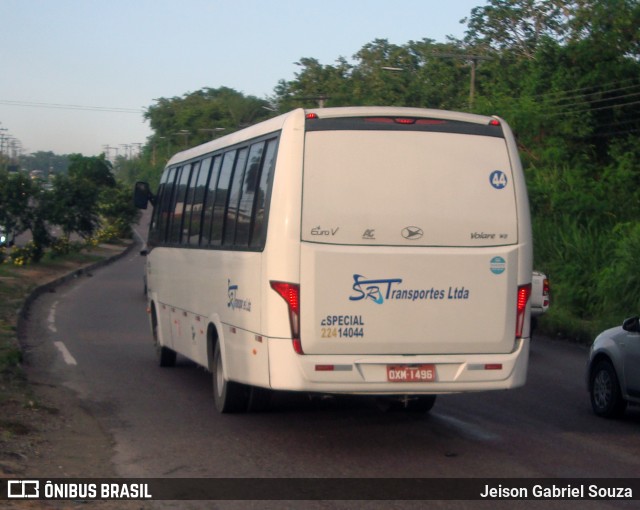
[301,129,517,247]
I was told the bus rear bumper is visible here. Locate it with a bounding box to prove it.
[267,338,529,394]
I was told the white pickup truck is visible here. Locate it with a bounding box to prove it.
[531,270,550,333]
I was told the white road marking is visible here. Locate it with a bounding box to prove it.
[47,301,58,333]
[54,341,77,366]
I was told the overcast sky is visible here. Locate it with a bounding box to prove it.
[0,0,482,156]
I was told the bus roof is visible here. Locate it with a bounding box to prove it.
[165,106,501,167]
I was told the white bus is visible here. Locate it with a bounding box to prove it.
[135,106,533,413]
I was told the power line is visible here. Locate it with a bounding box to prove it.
[0,99,144,114]
[543,98,640,118]
[531,82,637,105]
[499,79,640,121]
[532,78,639,101]
[541,84,640,109]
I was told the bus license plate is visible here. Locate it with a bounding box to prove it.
[387,364,436,382]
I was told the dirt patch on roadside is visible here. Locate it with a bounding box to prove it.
[1,374,117,478]
[0,375,140,509]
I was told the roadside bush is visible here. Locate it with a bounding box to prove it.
[98,185,140,239]
[526,160,633,341]
[48,237,84,258]
[596,222,640,328]
[49,237,72,257]
[533,214,614,317]
[93,225,121,244]
[8,242,40,266]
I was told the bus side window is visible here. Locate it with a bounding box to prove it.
[223,147,249,246]
[187,157,212,246]
[148,168,170,246]
[157,167,178,244]
[168,164,193,244]
[182,160,202,245]
[210,150,237,246]
[250,139,278,248]
[235,142,265,247]
[201,155,222,246]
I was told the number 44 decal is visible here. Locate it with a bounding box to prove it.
[490,170,508,189]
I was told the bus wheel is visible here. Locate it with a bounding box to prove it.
[212,342,249,413]
[152,309,176,367]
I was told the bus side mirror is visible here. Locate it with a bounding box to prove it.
[134,181,153,209]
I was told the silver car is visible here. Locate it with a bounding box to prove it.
[587,316,640,418]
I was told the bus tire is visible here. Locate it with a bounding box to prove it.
[213,341,249,413]
[152,308,176,367]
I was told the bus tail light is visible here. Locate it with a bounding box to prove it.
[270,281,303,354]
[542,277,550,308]
[516,284,531,339]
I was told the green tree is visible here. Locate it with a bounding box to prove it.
[68,153,116,188]
[274,56,353,109]
[48,154,117,239]
[0,170,34,240]
[48,173,100,239]
[18,151,70,176]
[565,0,640,58]
[463,0,570,59]
[0,170,51,261]
[144,87,273,153]
[273,38,477,111]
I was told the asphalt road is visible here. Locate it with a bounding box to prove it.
[20,238,640,510]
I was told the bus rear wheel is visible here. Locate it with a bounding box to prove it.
[212,342,249,413]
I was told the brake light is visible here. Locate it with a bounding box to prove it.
[416,119,445,125]
[270,281,303,354]
[516,284,531,338]
[542,278,550,307]
[364,117,446,126]
[489,119,501,126]
[305,113,318,120]
[365,117,394,124]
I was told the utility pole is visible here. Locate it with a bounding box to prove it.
[383,53,492,110]
[467,55,491,110]
[131,143,143,158]
[174,130,190,148]
[429,53,492,109]
[121,144,132,159]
